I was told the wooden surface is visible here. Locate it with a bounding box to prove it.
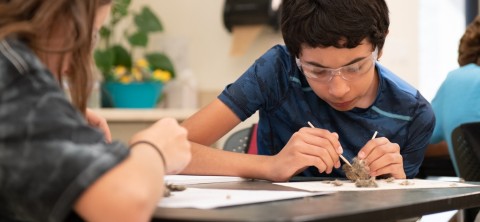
[91,108,197,143]
[153,179,480,222]
[92,108,258,148]
[92,108,198,122]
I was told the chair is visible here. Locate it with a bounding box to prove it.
[451,122,480,181]
[451,122,480,222]
[223,124,258,154]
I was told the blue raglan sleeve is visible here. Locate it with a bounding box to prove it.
[402,93,436,178]
[218,45,292,121]
[218,63,266,121]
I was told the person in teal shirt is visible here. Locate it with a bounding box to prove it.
[429,16,480,175]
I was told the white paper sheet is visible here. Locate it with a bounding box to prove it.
[158,188,330,209]
[275,179,479,192]
[164,175,248,185]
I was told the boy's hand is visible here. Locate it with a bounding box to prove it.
[358,137,406,179]
[270,127,342,181]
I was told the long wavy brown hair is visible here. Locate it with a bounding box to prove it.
[0,0,112,114]
[458,15,480,66]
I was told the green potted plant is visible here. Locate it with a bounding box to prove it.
[94,0,175,108]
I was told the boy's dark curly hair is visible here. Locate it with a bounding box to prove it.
[281,0,390,57]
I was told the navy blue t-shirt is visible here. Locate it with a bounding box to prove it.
[219,45,435,178]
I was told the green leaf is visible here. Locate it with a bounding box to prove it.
[146,53,175,78]
[99,26,111,39]
[111,45,132,69]
[94,48,114,77]
[128,31,148,47]
[112,0,131,19]
[134,7,163,33]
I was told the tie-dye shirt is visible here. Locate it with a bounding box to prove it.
[219,45,435,179]
[0,38,129,222]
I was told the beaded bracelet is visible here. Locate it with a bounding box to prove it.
[129,140,167,171]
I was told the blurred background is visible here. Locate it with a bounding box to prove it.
[100,0,475,147]
[121,0,473,105]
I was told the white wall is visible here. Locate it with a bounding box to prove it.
[419,0,465,101]
[382,0,420,86]
[131,0,283,93]
[131,0,422,94]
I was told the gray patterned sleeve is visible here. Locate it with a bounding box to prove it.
[0,39,130,222]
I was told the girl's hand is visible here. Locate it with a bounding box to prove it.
[86,108,112,143]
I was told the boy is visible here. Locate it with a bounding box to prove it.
[181,0,434,181]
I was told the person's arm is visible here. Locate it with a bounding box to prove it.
[181,99,342,182]
[425,141,449,157]
[74,143,165,222]
[75,118,191,221]
[182,99,241,146]
[180,99,274,179]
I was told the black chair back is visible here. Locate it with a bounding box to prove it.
[451,122,480,221]
[451,122,480,181]
[223,127,252,153]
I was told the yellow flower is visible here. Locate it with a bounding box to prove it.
[113,65,127,77]
[135,58,149,69]
[119,75,132,84]
[131,67,143,81]
[152,69,172,82]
